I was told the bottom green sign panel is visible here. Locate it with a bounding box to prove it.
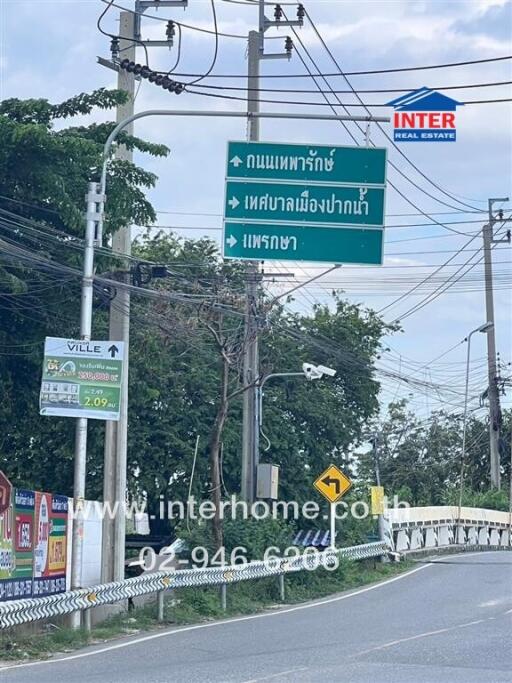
[223,223,383,265]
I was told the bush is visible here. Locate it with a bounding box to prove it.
[455,488,510,512]
[179,515,294,563]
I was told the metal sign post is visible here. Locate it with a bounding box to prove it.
[314,464,353,548]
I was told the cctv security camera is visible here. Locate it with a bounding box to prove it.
[302,362,314,377]
[302,362,323,380]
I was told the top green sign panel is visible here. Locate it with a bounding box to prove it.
[227,141,387,186]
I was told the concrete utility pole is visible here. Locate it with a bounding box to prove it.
[100,2,189,582]
[483,197,509,490]
[70,182,102,629]
[240,27,261,504]
[241,0,302,503]
[101,11,135,585]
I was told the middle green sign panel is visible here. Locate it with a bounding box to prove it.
[225,181,385,227]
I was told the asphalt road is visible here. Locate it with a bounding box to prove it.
[1,552,511,683]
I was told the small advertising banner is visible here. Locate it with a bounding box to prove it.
[13,489,35,599]
[33,493,68,597]
[0,472,69,602]
[39,336,124,421]
[0,473,14,601]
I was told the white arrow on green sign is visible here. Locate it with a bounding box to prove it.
[223,140,387,265]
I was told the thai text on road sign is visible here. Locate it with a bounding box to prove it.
[223,140,387,264]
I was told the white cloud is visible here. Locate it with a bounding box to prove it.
[1,0,510,413]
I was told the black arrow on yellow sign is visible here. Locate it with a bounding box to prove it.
[314,464,352,504]
[321,475,341,495]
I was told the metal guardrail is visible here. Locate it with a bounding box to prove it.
[4,501,510,630]
[0,541,387,629]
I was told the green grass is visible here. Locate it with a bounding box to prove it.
[0,559,412,663]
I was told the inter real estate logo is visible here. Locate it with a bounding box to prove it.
[387,87,463,142]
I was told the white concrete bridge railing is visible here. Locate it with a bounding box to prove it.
[385,505,511,552]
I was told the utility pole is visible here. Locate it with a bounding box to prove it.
[241,0,302,503]
[240,27,261,504]
[100,1,189,583]
[101,11,135,584]
[484,197,510,490]
[70,182,102,628]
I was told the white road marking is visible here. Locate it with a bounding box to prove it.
[479,598,511,608]
[352,616,496,657]
[242,666,309,682]
[0,563,431,672]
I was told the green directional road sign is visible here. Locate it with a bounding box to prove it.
[227,141,387,185]
[223,223,383,265]
[39,337,124,421]
[225,181,385,227]
[223,140,387,265]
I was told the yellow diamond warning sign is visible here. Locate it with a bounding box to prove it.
[313,464,352,504]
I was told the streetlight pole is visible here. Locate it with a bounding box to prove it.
[457,321,494,537]
[69,181,102,629]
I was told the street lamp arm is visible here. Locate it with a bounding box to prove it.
[258,372,305,437]
[458,321,494,524]
[259,371,305,390]
[97,108,390,243]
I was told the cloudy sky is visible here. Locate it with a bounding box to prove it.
[1,0,511,419]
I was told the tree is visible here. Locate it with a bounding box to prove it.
[127,234,394,527]
[0,90,168,494]
[357,401,512,508]
[0,92,396,549]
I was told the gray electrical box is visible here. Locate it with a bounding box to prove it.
[257,464,279,500]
